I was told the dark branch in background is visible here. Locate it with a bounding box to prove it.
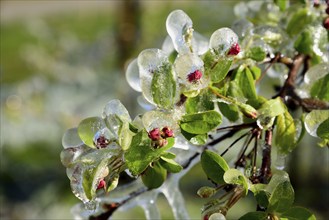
[259,129,273,184]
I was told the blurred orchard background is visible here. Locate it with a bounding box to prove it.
[0,0,328,219]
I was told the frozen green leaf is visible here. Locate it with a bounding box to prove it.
[180,110,222,134]
[141,161,167,189]
[186,88,215,114]
[124,131,175,175]
[310,73,329,101]
[201,150,229,185]
[161,152,176,159]
[159,157,183,173]
[246,46,266,62]
[181,129,208,145]
[268,180,294,213]
[259,98,285,118]
[204,51,233,83]
[281,207,316,220]
[78,117,106,148]
[238,211,268,220]
[317,118,329,140]
[82,158,111,200]
[304,110,329,137]
[151,62,176,109]
[286,8,315,37]
[197,186,217,198]
[275,108,297,154]
[223,168,249,195]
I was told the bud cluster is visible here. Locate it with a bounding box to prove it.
[148,126,174,148]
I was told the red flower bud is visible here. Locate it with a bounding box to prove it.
[97,179,106,190]
[148,128,161,141]
[228,43,240,56]
[95,136,110,149]
[187,70,203,83]
[162,126,174,138]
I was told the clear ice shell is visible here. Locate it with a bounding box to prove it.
[304,110,329,137]
[125,59,142,92]
[102,99,131,137]
[304,63,329,85]
[60,145,92,167]
[166,10,194,54]
[275,152,287,170]
[231,18,254,38]
[162,32,209,56]
[209,27,239,56]
[174,53,208,91]
[252,25,285,47]
[137,95,156,111]
[137,48,173,106]
[142,110,178,132]
[62,127,84,149]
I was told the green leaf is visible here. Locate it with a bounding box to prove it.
[310,73,329,101]
[141,161,167,189]
[236,66,257,101]
[286,8,315,37]
[250,65,262,80]
[317,118,329,140]
[268,180,294,213]
[124,131,175,175]
[201,150,229,185]
[180,129,208,145]
[180,110,222,134]
[151,62,176,109]
[257,98,285,129]
[186,88,215,114]
[159,157,183,173]
[161,152,176,159]
[275,108,297,154]
[78,117,106,148]
[204,50,233,83]
[118,122,134,150]
[304,110,329,138]
[246,46,266,62]
[239,211,268,220]
[82,158,110,200]
[281,206,316,220]
[274,0,288,11]
[250,183,270,209]
[223,168,249,195]
[218,102,240,122]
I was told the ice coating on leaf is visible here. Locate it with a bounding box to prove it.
[78,117,107,148]
[138,48,176,107]
[137,95,156,111]
[60,145,92,167]
[62,127,83,149]
[209,28,239,56]
[162,35,176,55]
[304,63,329,85]
[192,32,209,55]
[142,110,178,132]
[252,25,285,47]
[304,110,329,137]
[102,99,131,138]
[174,53,208,91]
[166,10,194,54]
[125,59,142,92]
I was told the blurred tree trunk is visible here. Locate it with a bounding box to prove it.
[116,0,140,69]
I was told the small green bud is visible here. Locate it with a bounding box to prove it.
[238,103,258,119]
[197,186,217,198]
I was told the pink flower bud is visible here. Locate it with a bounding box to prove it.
[187,70,203,83]
[228,43,240,55]
[162,126,174,138]
[148,128,161,141]
[323,17,329,30]
[97,179,106,190]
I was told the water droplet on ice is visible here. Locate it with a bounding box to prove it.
[125,59,142,92]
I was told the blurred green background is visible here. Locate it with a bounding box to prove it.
[1,0,328,219]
